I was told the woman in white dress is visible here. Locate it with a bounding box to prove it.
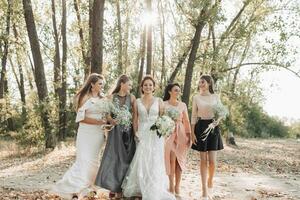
[51,73,107,199]
[122,75,176,200]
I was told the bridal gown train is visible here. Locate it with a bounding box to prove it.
[122,98,176,200]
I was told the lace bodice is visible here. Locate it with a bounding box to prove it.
[136,97,159,124]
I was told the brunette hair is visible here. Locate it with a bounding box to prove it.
[74,73,104,110]
[140,75,156,94]
[163,83,180,101]
[111,74,130,94]
[199,74,214,94]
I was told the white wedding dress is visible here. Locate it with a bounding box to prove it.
[51,97,106,199]
[122,98,175,200]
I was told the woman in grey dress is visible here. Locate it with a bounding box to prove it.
[95,74,136,198]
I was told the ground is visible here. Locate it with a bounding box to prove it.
[0,138,299,200]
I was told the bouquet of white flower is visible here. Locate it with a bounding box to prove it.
[201,101,228,141]
[93,98,114,115]
[165,107,180,121]
[111,98,132,129]
[150,115,175,138]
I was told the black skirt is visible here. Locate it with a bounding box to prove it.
[191,119,224,152]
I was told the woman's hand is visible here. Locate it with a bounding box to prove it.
[134,131,140,143]
[106,114,118,126]
[109,118,118,126]
[187,133,193,147]
[191,133,197,145]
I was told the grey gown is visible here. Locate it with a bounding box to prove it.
[95,94,136,193]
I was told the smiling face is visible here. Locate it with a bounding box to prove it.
[121,80,132,94]
[169,85,181,99]
[198,78,209,92]
[91,79,104,93]
[142,79,155,94]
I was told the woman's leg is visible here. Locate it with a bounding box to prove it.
[207,151,217,188]
[174,159,182,194]
[200,152,208,197]
[168,151,176,193]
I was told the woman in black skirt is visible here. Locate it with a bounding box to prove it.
[95,75,136,198]
[191,75,225,200]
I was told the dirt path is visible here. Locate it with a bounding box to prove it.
[0,138,299,200]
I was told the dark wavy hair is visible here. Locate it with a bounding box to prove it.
[163,83,180,101]
[74,73,104,110]
[111,74,130,94]
[199,74,214,94]
[140,75,156,94]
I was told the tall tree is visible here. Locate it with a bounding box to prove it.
[22,0,55,148]
[51,0,61,97]
[182,2,211,106]
[146,0,152,74]
[123,0,130,73]
[91,0,105,74]
[158,0,165,86]
[58,0,67,141]
[136,25,147,96]
[12,24,26,119]
[73,0,90,79]
[0,0,11,99]
[116,0,123,74]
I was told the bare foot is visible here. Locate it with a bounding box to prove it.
[207,178,213,188]
[169,186,175,194]
[175,185,180,195]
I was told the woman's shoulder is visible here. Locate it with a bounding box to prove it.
[156,97,163,103]
[178,101,188,109]
[193,93,200,100]
[130,94,136,101]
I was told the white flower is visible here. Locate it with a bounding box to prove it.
[201,100,229,141]
[111,98,132,129]
[150,115,175,138]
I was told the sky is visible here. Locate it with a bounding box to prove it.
[260,70,300,121]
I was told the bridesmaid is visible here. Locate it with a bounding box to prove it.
[95,74,136,198]
[51,73,107,200]
[191,74,224,200]
[163,83,192,196]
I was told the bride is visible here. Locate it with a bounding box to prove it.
[122,75,175,200]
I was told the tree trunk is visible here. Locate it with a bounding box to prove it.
[182,4,209,107]
[146,0,152,75]
[73,0,90,79]
[12,24,26,112]
[136,25,147,96]
[158,0,165,87]
[51,0,61,97]
[58,0,67,141]
[23,0,55,148]
[116,0,123,75]
[168,44,192,83]
[10,23,27,119]
[0,0,11,99]
[26,53,34,89]
[91,0,105,74]
[10,56,26,119]
[123,0,130,73]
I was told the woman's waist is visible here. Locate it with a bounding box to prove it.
[196,117,214,122]
[78,122,103,130]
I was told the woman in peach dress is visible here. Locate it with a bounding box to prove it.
[163,83,192,196]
